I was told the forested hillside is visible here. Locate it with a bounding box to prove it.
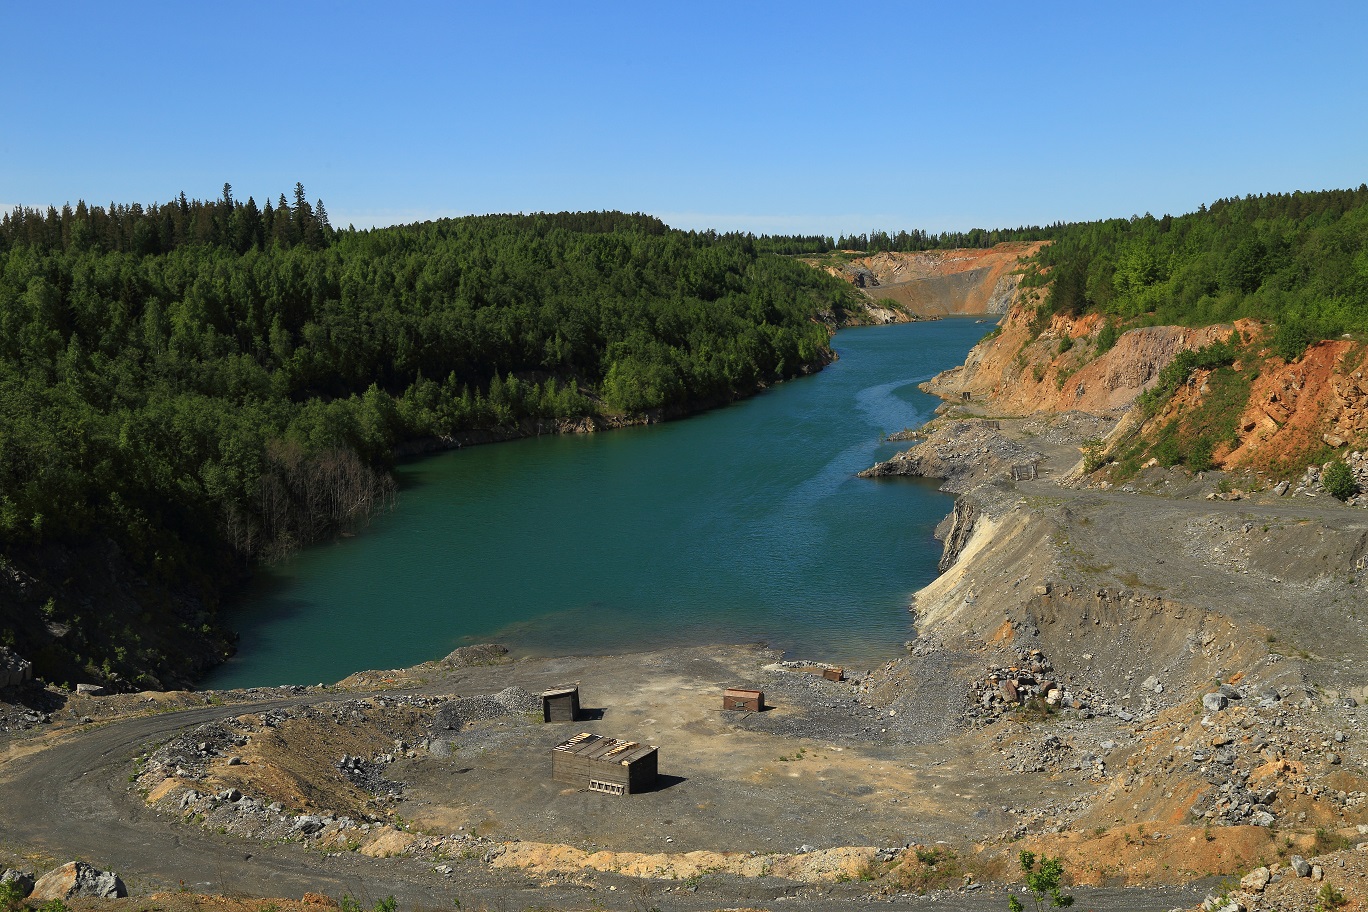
[1024,185,1368,356]
[926,186,1368,480]
[0,189,854,688]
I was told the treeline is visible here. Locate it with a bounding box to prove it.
[1026,186,1368,358]
[836,225,1056,253]
[0,183,334,256]
[0,194,854,686]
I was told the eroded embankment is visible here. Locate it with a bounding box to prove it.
[805,243,1044,322]
[868,399,1368,897]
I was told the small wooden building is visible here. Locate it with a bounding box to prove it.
[541,685,581,723]
[722,688,764,712]
[823,667,845,682]
[551,732,657,795]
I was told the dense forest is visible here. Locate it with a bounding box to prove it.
[1024,186,1368,358]
[0,189,855,688]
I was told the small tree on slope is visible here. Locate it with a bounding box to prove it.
[1007,851,1074,912]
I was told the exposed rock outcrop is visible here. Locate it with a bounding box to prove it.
[30,862,126,900]
[805,243,1043,321]
[923,301,1239,415]
[0,648,32,689]
[0,870,34,897]
[936,497,980,572]
[860,420,1044,492]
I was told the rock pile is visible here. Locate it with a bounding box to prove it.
[0,648,32,689]
[859,420,1045,493]
[428,686,540,736]
[334,752,404,800]
[966,648,1080,721]
[441,643,510,668]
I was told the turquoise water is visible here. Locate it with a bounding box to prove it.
[203,319,991,688]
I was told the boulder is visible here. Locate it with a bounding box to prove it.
[1289,855,1310,878]
[30,862,127,900]
[0,871,35,897]
[0,648,33,689]
[292,815,325,835]
[75,683,106,696]
[1202,692,1229,713]
[1240,867,1271,891]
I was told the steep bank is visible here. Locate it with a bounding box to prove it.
[868,410,1368,892]
[922,295,1239,416]
[803,242,1043,322]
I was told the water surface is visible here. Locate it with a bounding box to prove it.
[205,319,991,688]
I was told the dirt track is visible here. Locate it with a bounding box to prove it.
[0,647,1222,912]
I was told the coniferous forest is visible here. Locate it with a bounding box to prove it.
[1023,186,1368,358]
[0,187,855,687]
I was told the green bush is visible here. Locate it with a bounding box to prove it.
[1007,851,1073,912]
[1323,460,1359,501]
[1096,320,1121,354]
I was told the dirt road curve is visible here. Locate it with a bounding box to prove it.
[0,685,1212,912]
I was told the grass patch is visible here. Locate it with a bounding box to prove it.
[1137,362,1252,473]
[892,846,965,894]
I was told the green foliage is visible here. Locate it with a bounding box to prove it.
[835,227,1048,253]
[1137,341,1238,417]
[1322,460,1359,501]
[1007,851,1074,912]
[1026,187,1368,358]
[1316,881,1348,912]
[1081,437,1107,473]
[0,192,851,684]
[1095,319,1120,354]
[339,896,394,912]
[1137,363,1251,472]
[893,846,964,895]
[0,880,26,912]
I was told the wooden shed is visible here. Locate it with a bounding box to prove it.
[541,685,581,722]
[722,688,764,712]
[551,732,657,795]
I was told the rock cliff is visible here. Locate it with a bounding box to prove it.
[805,242,1044,322]
[923,298,1238,416]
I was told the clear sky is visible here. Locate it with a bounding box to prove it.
[3,1,1365,236]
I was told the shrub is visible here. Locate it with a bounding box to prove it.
[1007,851,1073,912]
[1323,460,1358,501]
[1096,320,1121,354]
[0,881,26,912]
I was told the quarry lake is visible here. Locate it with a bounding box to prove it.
[204,318,993,688]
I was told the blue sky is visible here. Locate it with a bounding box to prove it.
[3,1,1365,236]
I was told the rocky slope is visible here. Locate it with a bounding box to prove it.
[804,242,1044,322]
[923,289,1368,483]
[922,297,1239,416]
